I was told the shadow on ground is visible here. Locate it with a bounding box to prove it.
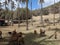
[24,33,47,45]
[0,33,57,45]
[24,33,59,45]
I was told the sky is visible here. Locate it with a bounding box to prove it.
[0,0,60,10]
[28,0,60,10]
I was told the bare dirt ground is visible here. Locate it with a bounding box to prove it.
[0,14,60,45]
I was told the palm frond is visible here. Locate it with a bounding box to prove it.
[11,1,15,9]
[38,0,44,3]
[8,0,11,2]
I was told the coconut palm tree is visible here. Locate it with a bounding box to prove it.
[31,0,33,26]
[0,2,2,18]
[53,0,55,26]
[0,2,3,13]
[15,0,22,27]
[3,0,8,20]
[11,1,15,26]
[0,2,2,9]
[16,0,29,30]
[59,1,60,22]
[25,0,29,30]
[22,0,29,30]
[8,0,15,26]
[39,0,44,26]
[7,0,12,25]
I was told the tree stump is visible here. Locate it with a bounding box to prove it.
[34,30,37,35]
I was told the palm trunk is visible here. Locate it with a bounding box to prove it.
[21,10,23,23]
[11,9,13,26]
[26,0,28,30]
[59,1,60,22]
[21,6,23,23]
[18,2,20,27]
[0,3,2,10]
[11,2,13,26]
[53,0,55,26]
[31,0,33,26]
[5,4,6,20]
[53,13,55,25]
[40,3,44,26]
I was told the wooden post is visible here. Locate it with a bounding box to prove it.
[55,31,57,39]
[34,30,37,34]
